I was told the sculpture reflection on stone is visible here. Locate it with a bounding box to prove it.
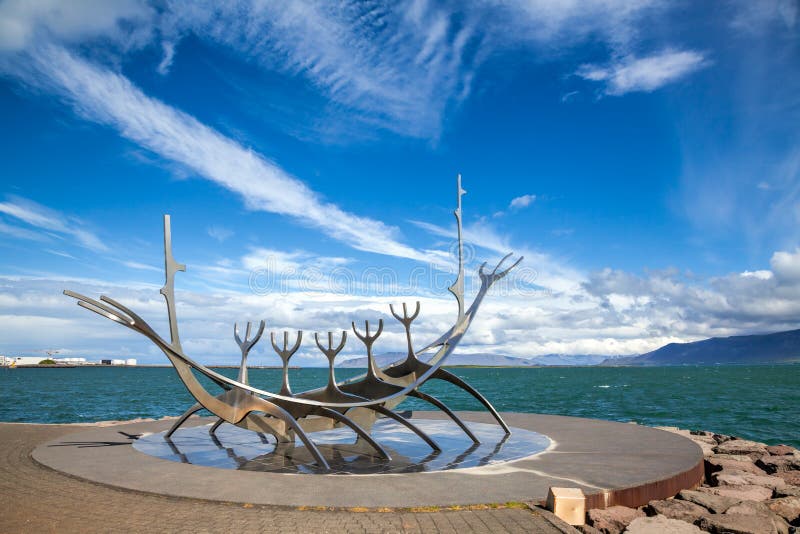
[64,176,522,472]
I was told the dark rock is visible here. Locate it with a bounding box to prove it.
[697,513,790,534]
[713,433,734,444]
[691,430,712,437]
[677,489,741,513]
[758,456,800,474]
[645,499,707,523]
[587,505,644,534]
[696,484,774,501]
[767,445,798,456]
[577,525,603,534]
[767,496,800,524]
[625,515,702,533]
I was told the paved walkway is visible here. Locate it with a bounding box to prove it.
[0,423,567,533]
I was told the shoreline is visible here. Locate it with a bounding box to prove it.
[580,427,800,533]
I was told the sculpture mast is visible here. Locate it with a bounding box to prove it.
[160,215,186,352]
[448,174,467,321]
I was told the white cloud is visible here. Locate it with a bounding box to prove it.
[0,195,108,251]
[207,225,233,243]
[241,247,350,275]
[120,260,161,273]
[0,0,152,52]
[740,270,772,280]
[509,194,536,210]
[770,248,800,285]
[156,40,175,76]
[576,49,707,96]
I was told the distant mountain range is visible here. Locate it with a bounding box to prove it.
[600,329,800,366]
[337,352,610,368]
[337,329,800,368]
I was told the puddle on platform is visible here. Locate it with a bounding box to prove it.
[133,418,550,474]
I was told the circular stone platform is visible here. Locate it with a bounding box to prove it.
[32,411,704,508]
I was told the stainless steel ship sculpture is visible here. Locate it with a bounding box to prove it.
[64,176,522,471]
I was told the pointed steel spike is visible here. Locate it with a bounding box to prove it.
[290,331,302,353]
[270,332,280,354]
[410,301,421,321]
[492,252,514,275]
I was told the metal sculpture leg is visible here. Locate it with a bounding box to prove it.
[370,404,440,451]
[244,402,331,471]
[209,418,225,435]
[408,390,480,444]
[432,368,511,434]
[316,407,391,460]
[165,402,202,438]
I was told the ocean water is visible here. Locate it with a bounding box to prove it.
[1,364,798,447]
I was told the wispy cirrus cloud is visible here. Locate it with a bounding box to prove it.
[0,195,108,251]
[158,0,480,139]
[576,49,707,96]
[5,44,437,262]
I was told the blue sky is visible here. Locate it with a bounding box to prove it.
[0,1,799,365]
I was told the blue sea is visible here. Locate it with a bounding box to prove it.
[1,365,798,447]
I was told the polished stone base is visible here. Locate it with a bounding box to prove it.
[32,411,704,508]
[134,418,550,475]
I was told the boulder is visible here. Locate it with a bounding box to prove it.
[724,500,779,516]
[713,433,734,444]
[774,471,800,486]
[713,439,768,459]
[676,489,740,513]
[766,445,798,456]
[706,457,766,480]
[774,486,800,498]
[713,471,786,490]
[757,455,800,474]
[694,440,716,457]
[696,484,774,501]
[766,496,800,524]
[587,506,645,534]
[624,515,702,533]
[711,454,757,463]
[696,513,790,534]
[645,499,707,523]
[578,525,603,534]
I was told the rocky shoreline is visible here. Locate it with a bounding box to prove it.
[575,427,800,534]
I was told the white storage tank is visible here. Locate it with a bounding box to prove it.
[125,358,137,366]
[111,359,126,365]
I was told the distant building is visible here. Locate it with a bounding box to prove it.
[101,359,112,365]
[55,357,87,365]
[3,356,50,365]
[125,358,137,366]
